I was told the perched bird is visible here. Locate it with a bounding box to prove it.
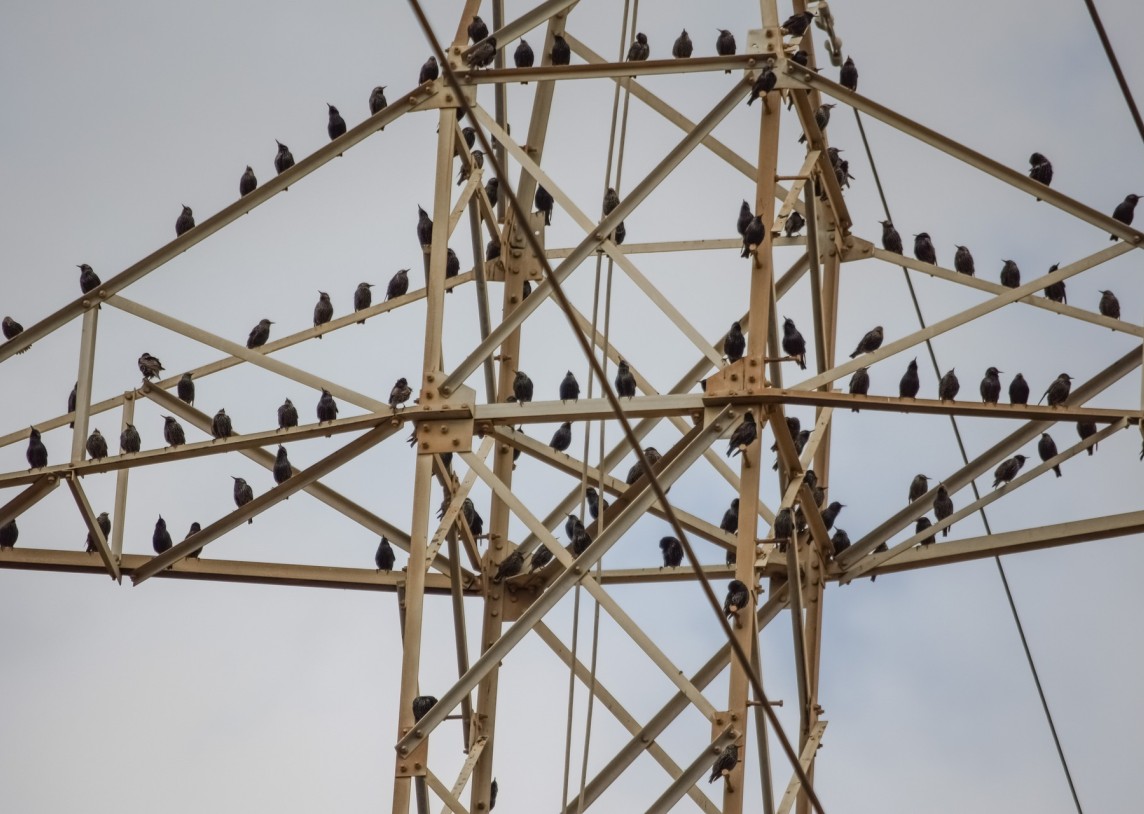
[162,415,186,447]
[486,239,501,261]
[913,233,937,265]
[933,485,954,536]
[938,369,960,401]
[353,282,374,322]
[456,150,483,185]
[535,184,554,225]
[412,695,437,722]
[615,360,637,399]
[466,37,498,69]
[278,398,299,429]
[773,506,794,542]
[0,518,18,549]
[513,39,534,73]
[1009,373,1030,405]
[672,30,693,58]
[549,421,572,452]
[720,498,740,534]
[780,11,815,36]
[659,536,684,567]
[1044,268,1066,304]
[68,383,77,427]
[417,206,434,246]
[1000,259,1020,288]
[726,411,757,456]
[916,516,936,545]
[716,30,737,69]
[798,103,835,143]
[369,86,388,116]
[389,378,412,411]
[791,49,810,67]
[1110,194,1140,239]
[564,513,584,542]
[725,321,747,363]
[848,367,870,410]
[709,744,739,784]
[120,423,141,453]
[784,210,805,237]
[85,511,111,554]
[571,523,592,556]
[175,206,195,237]
[529,544,554,572]
[177,372,195,405]
[232,476,254,521]
[849,326,883,358]
[1028,152,1053,187]
[821,501,844,530]
[831,527,851,556]
[419,56,439,84]
[386,268,410,302]
[839,55,858,91]
[484,176,499,207]
[747,69,776,106]
[78,263,101,295]
[880,220,903,254]
[736,200,752,236]
[993,454,1027,488]
[512,370,534,404]
[372,537,395,571]
[86,429,108,460]
[551,34,571,65]
[741,214,764,256]
[317,389,339,422]
[613,221,627,245]
[467,15,488,43]
[247,318,273,349]
[908,474,930,504]
[273,446,292,486]
[445,248,460,281]
[899,358,920,398]
[211,408,233,439]
[723,579,749,617]
[239,165,257,196]
[493,549,525,583]
[626,32,649,61]
[274,141,295,174]
[138,352,164,380]
[980,367,1002,404]
[1038,433,1062,477]
[1099,289,1121,319]
[559,371,580,402]
[625,447,662,485]
[2,316,25,349]
[152,516,173,554]
[1041,373,1072,406]
[327,104,347,140]
[461,498,484,537]
[953,245,975,276]
[311,292,334,334]
[1077,420,1098,455]
[585,487,607,520]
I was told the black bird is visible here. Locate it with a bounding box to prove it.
[938,369,960,401]
[549,421,572,452]
[1041,373,1072,406]
[369,86,388,116]
[980,367,1002,404]
[659,536,684,567]
[86,511,111,554]
[445,248,460,282]
[1099,290,1120,319]
[773,427,811,471]
[913,232,936,265]
[849,325,883,358]
[774,507,794,542]
[933,485,953,536]
[1044,267,1066,303]
[1028,153,1053,187]
[908,474,930,504]
[385,268,410,303]
[274,141,294,174]
[211,408,233,439]
[232,476,254,520]
[1110,194,1140,239]
[1000,259,1020,288]
[485,176,499,207]
[467,15,488,42]
[953,245,975,276]
[571,523,592,556]
[626,32,649,61]
[821,501,844,530]
[317,389,339,422]
[798,103,835,143]
[723,579,749,617]
[1077,420,1098,455]
[1038,433,1062,477]
[239,165,257,196]
[741,214,764,257]
[417,206,434,246]
[899,358,920,398]
[534,185,554,225]
[177,372,195,405]
[313,292,333,333]
[831,527,851,556]
[564,513,584,542]
[791,49,810,67]
[840,56,858,91]
[0,519,17,549]
[152,516,172,554]
[175,205,195,236]
[773,417,801,454]
[2,316,24,349]
[486,239,501,261]
[375,537,395,571]
[278,399,299,429]
[736,200,752,236]
[781,11,815,36]
[120,423,141,453]
[559,371,580,402]
[916,516,936,545]
[529,544,554,572]
[726,411,757,456]
[512,371,534,404]
[466,37,498,69]
[86,429,108,460]
[625,447,661,485]
[784,210,805,237]
[585,487,606,520]
[709,744,739,784]
[412,695,437,722]
[602,187,621,218]
[613,221,627,245]
[880,220,903,254]
[327,104,346,140]
[551,34,571,65]
[672,30,693,58]
[79,263,101,295]
[720,498,739,534]
[514,39,535,72]
[848,367,870,410]
[993,454,1027,488]
[247,318,273,349]
[457,149,483,185]
[389,378,412,411]
[492,549,525,583]
[615,360,637,398]
[746,69,776,106]
[725,321,747,363]
[273,446,292,486]
[138,352,164,380]
[162,415,185,446]
[68,382,77,427]
[1009,373,1030,405]
[353,282,374,322]
[716,30,737,68]
[462,498,484,538]
[419,56,439,84]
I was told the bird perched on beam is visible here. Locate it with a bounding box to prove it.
[736,200,752,237]
[615,360,637,399]
[466,38,498,69]
[86,429,108,460]
[723,580,749,620]
[512,371,533,404]
[177,372,195,405]
[549,421,572,453]
[247,318,273,349]
[492,549,525,583]
[849,326,883,358]
[709,744,739,783]
[908,474,930,504]
[720,498,739,535]
[375,537,395,571]
[274,141,294,174]
[1099,290,1121,319]
[239,166,257,196]
[780,11,814,36]
[1041,373,1072,406]
[626,32,649,61]
[353,282,374,322]
[672,30,693,58]
[327,104,346,140]
[418,56,439,84]
[716,30,736,70]
[726,411,757,456]
[992,454,1027,488]
[1038,432,1062,477]
[953,245,975,276]
[625,447,661,485]
[120,423,141,453]
[725,321,747,363]
[980,367,1002,404]
[78,263,101,297]
[138,352,164,380]
[0,519,17,549]
[773,507,794,543]
[1009,373,1030,405]
[273,446,292,486]
[938,369,960,401]
[784,210,805,237]
[831,527,851,556]
[175,206,195,237]
[741,213,764,256]
[848,367,870,410]
[913,233,937,265]
[210,408,232,439]
[659,536,683,567]
[86,511,111,554]
[1044,266,1066,303]
[781,318,807,370]
[933,485,953,536]
[529,544,553,572]
[278,399,298,429]
[559,371,580,403]
[467,15,488,43]
[899,358,920,399]
[1028,152,1052,188]
[840,56,858,90]
[798,103,835,143]
[880,220,903,254]
[461,498,484,538]
[2,316,25,350]
[821,501,844,530]
[389,378,412,411]
[585,487,607,521]
[416,206,434,246]
[916,516,936,545]
[232,477,254,521]
[1110,193,1140,239]
[551,34,571,65]
[152,516,172,554]
[1077,420,1098,455]
[317,389,339,422]
[1000,259,1020,288]
[746,68,776,106]
[162,416,185,447]
[386,268,409,302]
[412,695,437,722]
[534,185,554,225]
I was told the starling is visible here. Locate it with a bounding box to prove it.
[1077,420,1098,455]
[736,200,752,236]
[774,506,794,542]
[953,245,975,276]
[522,280,532,299]
[512,370,534,404]
[746,69,776,106]
[535,185,554,226]
[485,176,499,207]
[933,485,953,536]
[626,32,649,62]
[1110,194,1140,239]
[820,501,844,530]
[383,268,410,303]
[232,476,254,520]
[273,445,292,485]
[274,141,295,174]
[549,421,572,452]
[908,474,930,504]
[68,383,77,427]
[369,86,388,116]
[559,371,580,402]
[585,487,606,520]
[120,423,141,453]
[456,150,483,185]
[835,159,854,189]
[709,744,739,783]
[152,516,173,554]
[849,325,883,358]
[85,511,111,554]
[798,103,835,143]
[389,378,412,411]
[880,220,903,254]
[1098,290,1120,319]
[374,538,396,571]
[725,321,747,363]
[720,498,740,534]
[551,34,571,65]
[899,358,920,398]
[726,411,757,457]
[175,205,195,237]
[177,372,195,405]
[1041,373,1072,406]
[916,516,936,545]
[419,56,439,84]
[86,429,108,460]
[461,498,484,537]
[412,695,437,722]
[353,282,374,323]
[613,221,627,245]
[417,206,434,246]
[78,263,102,298]
[672,30,693,58]
[784,210,805,236]
[247,318,273,349]
[0,519,17,549]
[278,398,299,429]
[327,104,346,140]
[716,29,737,61]
[564,512,584,542]
[781,11,815,36]
[1009,373,1030,405]
[615,360,637,398]
[1044,268,1066,304]
[162,415,185,447]
[466,38,498,69]
[492,549,525,583]
[486,239,501,261]
[741,214,765,256]
[980,367,1002,404]
[791,49,810,67]
[723,579,749,617]
[2,316,24,347]
[571,523,592,556]
[659,536,684,567]
[240,165,257,196]
[317,389,339,422]
[1028,152,1052,187]
[513,39,534,73]
[1000,259,1020,288]
[840,55,858,91]
[467,15,488,43]
[794,428,810,455]
[529,544,554,572]
[211,408,233,439]
[625,447,661,485]
[445,248,460,281]
[313,292,333,334]
[831,527,851,555]
[185,522,203,558]
[726,549,737,566]
[938,368,960,401]
[848,367,870,410]
[138,352,165,380]
[913,232,937,265]
[1037,432,1062,477]
[993,454,1027,488]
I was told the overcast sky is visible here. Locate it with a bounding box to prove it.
[2,1,1144,812]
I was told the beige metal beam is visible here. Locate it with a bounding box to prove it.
[775,721,828,814]
[643,725,740,814]
[70,307,99,464]
[0,476,59,530]
[65,478,119,581]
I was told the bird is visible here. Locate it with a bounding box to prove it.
[312,292,334,334]
[613,221,627,245]
[551,34,571,65]
[672,30,693,58]
[1077,420,1098,455]
[615,360,637,398]
[152,516,172,554]
[585,487,607,520]
[980,367,1002,404]
[840,56,858,90]
[626,32,649,61]
[162,415,185,446]
[784,210,805,237]
[938,369,960,401]
[723,579,749,618]
[913,232,937,265]
[798,103,835,143]
[211,408,233,439]
[461,498,484,538]
[177,372,195,405]
[85,511,111,554]
[445,248,461,282]
[933,485,954,536]
[239,166,257,196]
[571,523,592,556]
[1009,373,1030,405]
[659,536,684,567]
[725,321,747,363]
[67,383,77,427]
[899,358,920,398]
[0,519,17,549]
[821,501,844,530]
[273,446,292,486]
[513,39,534,73]
[86,429,108,460]
[720,498,739,534]
[175,205,195,237]
[726,411,757,456]
[1028,153,1053,187]
[486,239,501,261]
[825,528,850,557]
[2,316,25,349]
[138,352,164,380]
[78,263,102,297]
[736,200,752,236]
[412,695,437,722]
[120,423,141,453]
[535,184,554,225]
[564,513,584,543]
[327,104,346,140]
[549,421,572,452]
[529,544,553,573]
[1038,433,1062,477]
[781,11,815,36]
[953,245,975,276]
[382,268,410,304]
[908,474,930,503]
[389,378,412,411]
[849,326,883,358]
[1000,259,1020,288]
[466,38,498,69]
[369,86,388,116]
[467,15,488,42]
[709,744,739,784]
[353,282,374,322]
[317,389,339,422]
[1110,194,1140,239]
[1044,269,1066,304]
[419,56,439,84]
[417,206,434,246]
[512,371,534,404]
[492,549,525,583]
[367,536,394,572]
[790,49,810,67]
[278,398,299,429]
[746,68,776,106]
[485,176,499,207]
[916,516,936,545]
[1099,290,1121,319]
[848,367,870,410]
[457,150,483,185]
[274,141,295,174]
[232,476,254,520]
[880,220,903,254]
[774,507,794,542]
[741,214,765,256]
[625,447,662,485]
[716,30,737,70]
[559,371,580,403]
[247,318,273,349]
[993,454,1027,488]
[1041,373,1072,406]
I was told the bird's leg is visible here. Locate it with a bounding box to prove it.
[722,770,735,792]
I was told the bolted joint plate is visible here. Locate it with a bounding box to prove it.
[703,357,768,398]
[394,734,429,778]
[413,380,476,454]
[499,210,546,284]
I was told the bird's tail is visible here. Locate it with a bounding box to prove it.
[1053,465,1062,477]
[942,526,949,537]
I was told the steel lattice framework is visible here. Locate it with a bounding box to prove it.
[1,1,1142,813]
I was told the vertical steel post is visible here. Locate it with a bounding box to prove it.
[110,392,135,560]
[70,307,99,463]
